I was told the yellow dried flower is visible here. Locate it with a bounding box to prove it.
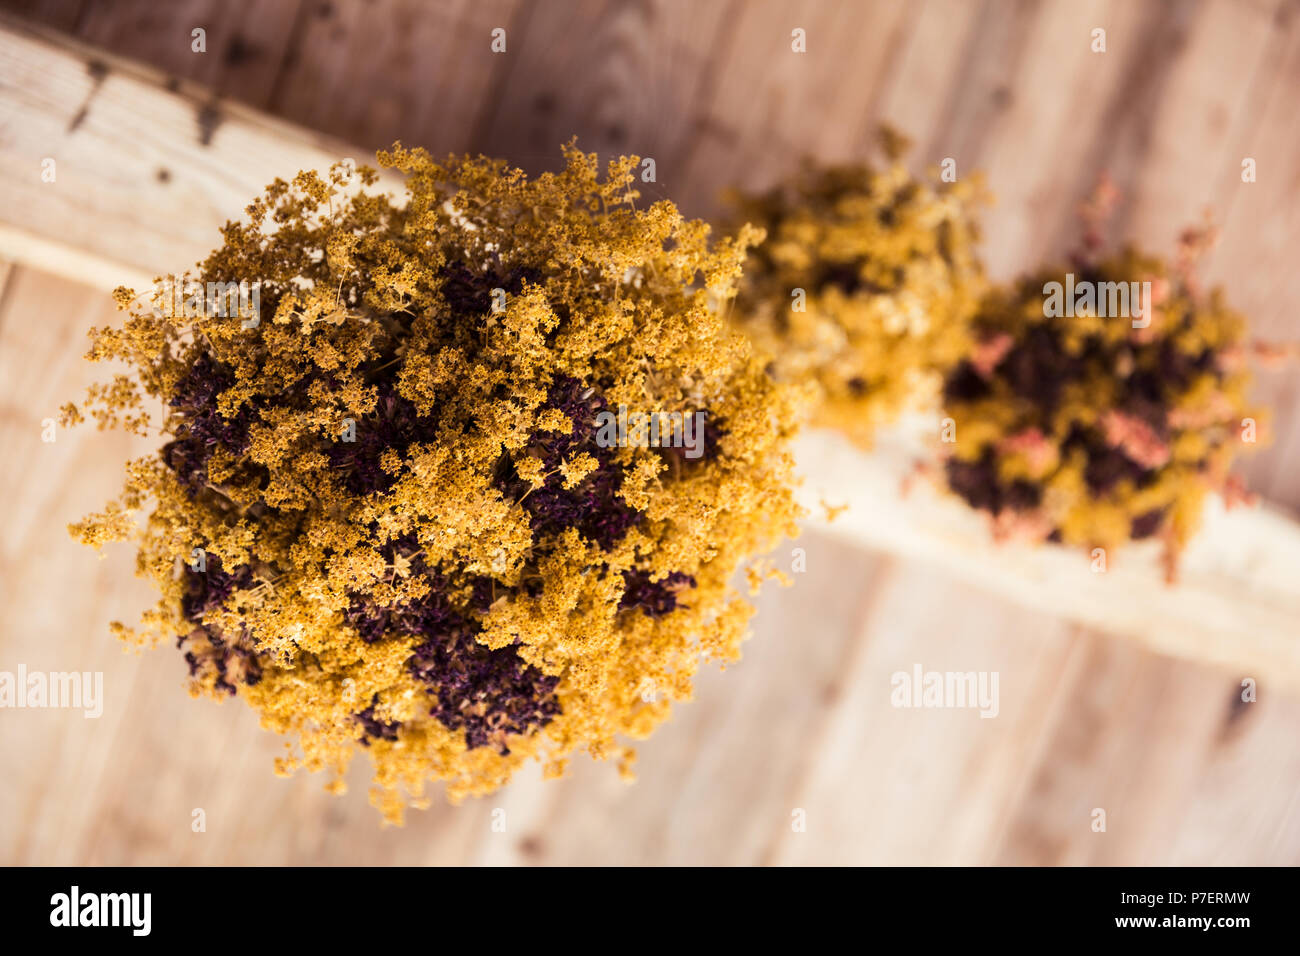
[68,143,802,822]
[727,130,988,445]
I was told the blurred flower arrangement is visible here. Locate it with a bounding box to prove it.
[726,130,988,447]
[731,154,1267,572]
[939,220,1262,576]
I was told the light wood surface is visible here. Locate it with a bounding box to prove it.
[1,0,1298,865]
[798,425,1300,688]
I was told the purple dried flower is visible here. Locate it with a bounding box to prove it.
[355,697,400,745]
[176,624,262,696]
[328,382,440,495]
[162,355,257,493]
[619,569,695,617]
[345,569,561,751]
[181,554,254,622]
[1130,508,1166,539]
[496,376,642,550]
[440,260,544,319]
[410,632,561,754]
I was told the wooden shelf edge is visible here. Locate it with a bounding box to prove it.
[796,425,1300,688]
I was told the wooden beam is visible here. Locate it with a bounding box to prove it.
[0,14,397,289]
[797,422,1300,688]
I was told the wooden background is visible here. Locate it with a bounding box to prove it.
[1,0,1298,864]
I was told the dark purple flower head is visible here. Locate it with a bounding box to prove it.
[619,569,695,617]
[344,568,463,645]
[177,624,262,696]
[659,415,727,464]
[328,381,440,496]
[181,554,254,622]
[162,355,257,493]
[942,361,991,403]
[440,260,544,320]
[410,632,561,754]
[943,323,1175,512]
[355,697,400,745]
[997,326,1082,415]
[469,576,501,613]
[944,450,1002,515]
[1130,508,1167,540]
[344,569,561,752]
[496,376,642,551]
[1061,424,1155,495]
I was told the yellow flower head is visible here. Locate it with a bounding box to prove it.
[67,145,802,822]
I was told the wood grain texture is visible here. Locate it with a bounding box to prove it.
[272,0,523,155]
[797,425,1300,687]
[1,0,1298,865]
[75,0,308,108]
[473,0,738,178]
[0,14,395,287]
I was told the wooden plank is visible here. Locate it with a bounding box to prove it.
[768,563,1080,865]
[870,0,986,165]
[675,0,920,218]
[472,0,737,192]
[765,566,1300,866]
[1202,21,1300,509]
[271,0,523,156]
[1,12,1298,679]
[990,632,1300,865]
[0,0,86,32]
[3,3,1300,866]
[0,14,396,288]
[0,266,164,865]
[1121,0,1287,246]
[797,423,1300,689]
[0,222,151,291]
[74,0,307,109]
[941,0,1199,279]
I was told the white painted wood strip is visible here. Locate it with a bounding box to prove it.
[0,16,398,287]
[797,421,1300,687]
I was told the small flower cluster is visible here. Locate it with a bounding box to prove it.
[939,225,1262,574]
[64,144,802,822]
[727,130,988,445]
